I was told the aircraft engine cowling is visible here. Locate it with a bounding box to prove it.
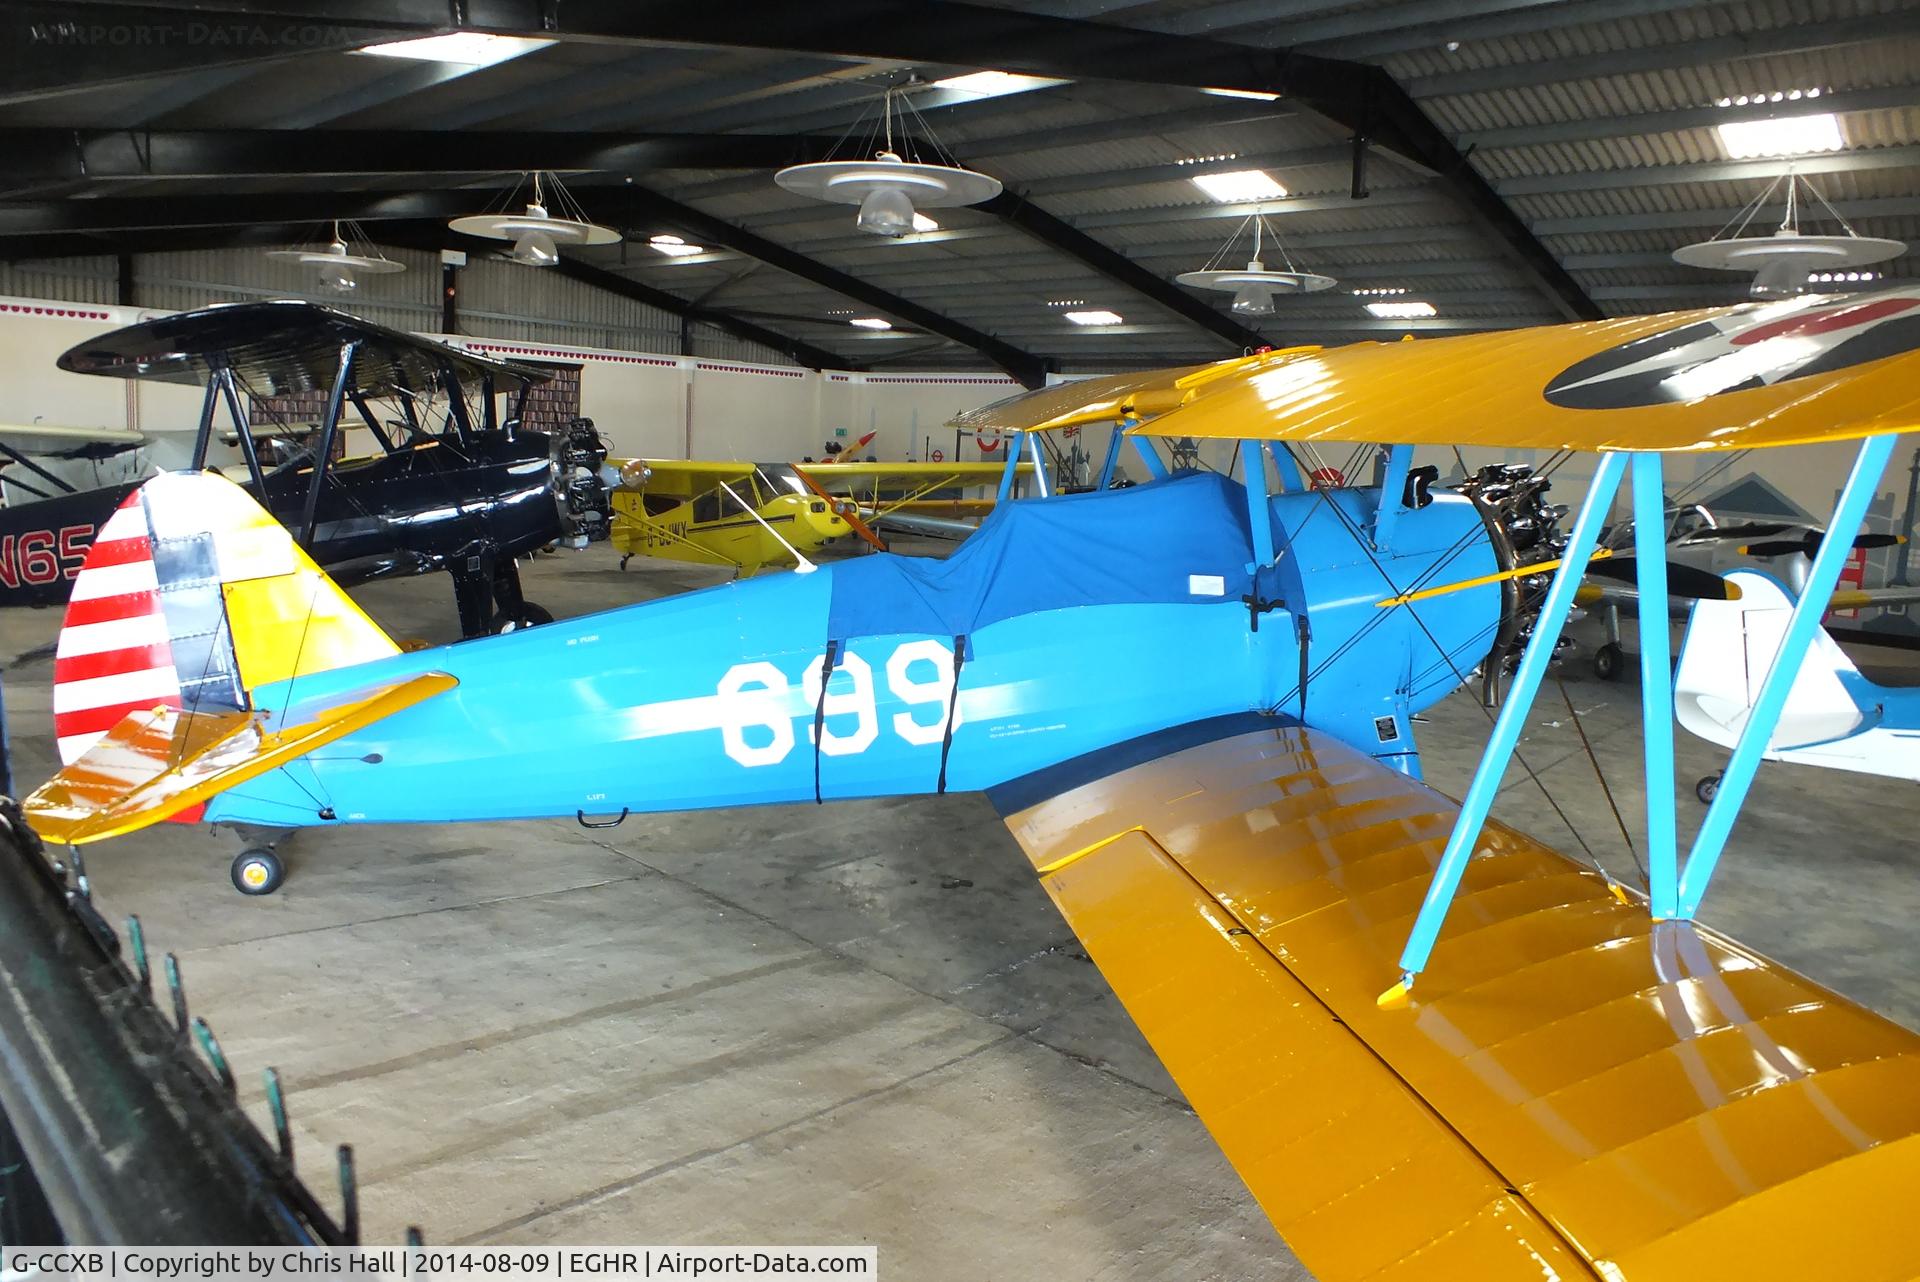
[1456,463,1570,706]
[550,417,614,545]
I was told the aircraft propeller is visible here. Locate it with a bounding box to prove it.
[1738,532,1906,559]
[1581,558,1743,600]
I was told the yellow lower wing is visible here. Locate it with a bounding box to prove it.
[998,723,1920,1280]
[27,671,456,845]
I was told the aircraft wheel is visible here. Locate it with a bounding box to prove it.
[493,602,554,634]
[231,849,285,896]
[1695,773,1721,805]
[619,555,632,570]
[1592,642,1624,682]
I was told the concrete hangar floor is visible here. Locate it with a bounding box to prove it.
[4,538,1915,1275]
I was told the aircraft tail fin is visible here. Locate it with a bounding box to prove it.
[50,470,399,767]
[1674,568,1867,752]
[27,471,447,845]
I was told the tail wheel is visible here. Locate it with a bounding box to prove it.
[1695,773,1721,804]
[1593,642,1624,681]
[231,849,285,896]
[493,602,554,633]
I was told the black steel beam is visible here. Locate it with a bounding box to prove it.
[979,190,1265,350]
[0,129,855,184]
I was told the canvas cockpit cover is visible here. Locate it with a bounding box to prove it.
[825,472,1254,642]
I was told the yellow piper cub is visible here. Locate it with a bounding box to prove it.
[609,457,1023,575]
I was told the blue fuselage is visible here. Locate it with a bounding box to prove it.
[209,476,1504,829]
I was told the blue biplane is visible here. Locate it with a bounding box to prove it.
[25,289,1920,1279]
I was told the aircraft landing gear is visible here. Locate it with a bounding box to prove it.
[1593,641,1625,681]
[619,554,632,570]
[1695,773,1721,804]
[492,602,553,633]
[231,848,285,896]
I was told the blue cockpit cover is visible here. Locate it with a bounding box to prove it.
[825,471,1255,642]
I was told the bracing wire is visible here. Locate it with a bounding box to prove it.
[1280,464,1612,867]
[1555,674,1648,889]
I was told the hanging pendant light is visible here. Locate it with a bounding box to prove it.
[266,220,405,294]
[449,173,620,267]
[1674,170,1904,298]
[1176,214,1335,315]
[775,85,1002,239]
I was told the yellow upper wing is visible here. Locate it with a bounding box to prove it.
[616,459,756,497]
[795,461,1021,483]
[995,721,1919,1280]
[1138,289,1920,453]
[948,364,1217,435]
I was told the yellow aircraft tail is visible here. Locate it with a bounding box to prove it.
[33,470,454,844]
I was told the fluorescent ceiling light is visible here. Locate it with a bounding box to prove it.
[1190,169,1288,203]
[1351,286,1409,297]
[849,317,893,329]
[1064,310,1124,326]
[1717,88,1823,107]
[357,32,553,67]
[1202,87,1282,101]
[929,71,1065,100]
[1716,112,1844,159]
[648,234,704,258]
[1365,300,1437,319]
[912,212,938,232]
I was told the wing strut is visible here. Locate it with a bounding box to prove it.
[1094,424,1123,490]
[1631,452,1679,917]
[1385,450,1626,1002]
[1677,432,1896,914]
[1385,434,1900,1001]
[1025,430,1053,497]
[995,432,1024,503]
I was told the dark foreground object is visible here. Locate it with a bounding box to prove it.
[0,801,358,1244]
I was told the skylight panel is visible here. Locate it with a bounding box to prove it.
[1364,301,1437,319]
[1190,170,1288,203]
[357,33,553,67]
[1716,113,1844,160]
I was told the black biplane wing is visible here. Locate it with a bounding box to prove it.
[56,300,550,397]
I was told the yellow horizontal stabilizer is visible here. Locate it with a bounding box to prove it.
[998,723,1920,1280]
[26,671,456,845]
[1130,288,1920,453]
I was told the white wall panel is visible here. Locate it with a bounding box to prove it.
[688,361,816,459]
[0,297,141,431]
[849,373,1023,460]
